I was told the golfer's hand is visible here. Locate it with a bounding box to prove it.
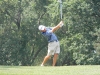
[59,21,64,27]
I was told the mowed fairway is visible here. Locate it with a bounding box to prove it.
[0,65,100,75]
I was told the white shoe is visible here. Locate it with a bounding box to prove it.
[41,64,44,66]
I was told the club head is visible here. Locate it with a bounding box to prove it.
[57,0,62,3]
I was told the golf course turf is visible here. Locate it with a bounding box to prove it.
[0,65,100,75]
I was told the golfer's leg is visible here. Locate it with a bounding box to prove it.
[41,55,51,66]
[52,53,58,66]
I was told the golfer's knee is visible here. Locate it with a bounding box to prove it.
[54,53,59,56]
[45,55,51,59]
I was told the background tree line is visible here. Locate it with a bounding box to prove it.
[0,0,100,66]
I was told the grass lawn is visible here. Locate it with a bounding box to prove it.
[0,65,100,75]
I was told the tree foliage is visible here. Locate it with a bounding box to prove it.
[0,0,100,66]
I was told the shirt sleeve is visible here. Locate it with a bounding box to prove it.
[46,30,52,35]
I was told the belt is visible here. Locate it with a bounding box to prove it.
[49,40,58,42]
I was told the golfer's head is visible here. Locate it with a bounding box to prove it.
[38,25,46,32]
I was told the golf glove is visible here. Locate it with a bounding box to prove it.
[60,23,64,27]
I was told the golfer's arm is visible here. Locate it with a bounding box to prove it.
[51,23,61,32]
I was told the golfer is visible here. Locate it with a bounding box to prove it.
[38,21,63,66]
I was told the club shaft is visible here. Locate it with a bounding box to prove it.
[58,0,63,20]
[60,3,62,20]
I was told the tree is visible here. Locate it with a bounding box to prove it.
[0,0,100,66]
[57,0,100,65]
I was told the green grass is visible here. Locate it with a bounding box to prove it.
[0,65,100,75]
